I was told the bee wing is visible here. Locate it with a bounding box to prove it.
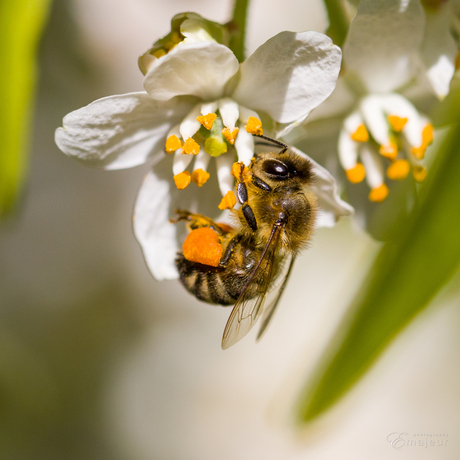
[256,255,296,341]
[221,225,282,350]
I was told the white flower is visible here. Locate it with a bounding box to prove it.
[336,0,435,203]
[56,30,350,280]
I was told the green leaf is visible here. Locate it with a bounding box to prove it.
[297,93,460,423]
[0,0,51,218]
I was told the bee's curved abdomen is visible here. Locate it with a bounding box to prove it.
[176,255,237,306]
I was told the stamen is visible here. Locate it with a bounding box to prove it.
[411,145,426,160]
[369,183,389,202]
[196,113,217,130]
[245,117,263,135]
[191,169,210,187]
[173,171,191,190]
[182,228,223,267]
[422,123,434,146]
[387,159,410,180]
[222,127,239,145]
[218,191,237,210]
[387,115,408,132]
[379,141,398,160]
[346,163,366,183]
[182,138,200,155]
[165,135,182,153]
[412,165,427,182]
[350,124,369,142]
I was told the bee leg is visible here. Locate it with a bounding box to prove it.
[219,234,243,267]
[170,210,225,235]
[235,164,258,232]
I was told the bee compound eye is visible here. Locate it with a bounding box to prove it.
[262,159,289,178]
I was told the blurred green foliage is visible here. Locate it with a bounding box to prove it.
[297,86,460,423]
[0,0,51,218]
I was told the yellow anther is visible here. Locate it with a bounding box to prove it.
[218,191,237,210]
[411,145,426,160]
[387,159,410,180]
[413,165,427,182]
[191,169,210,187]
[369,183,389,202]
[350,124,369,142]
[196,113,217,130]
[422,123,434,146]
[222,127,239,144]
[165,135,182,153]
[346,163,366,183]
[182,137,200,155]
[387,115,408,132]
[245,117,263,135]
[173,171,192,190]
[379,141,398,160]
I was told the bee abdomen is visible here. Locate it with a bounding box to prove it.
[176,255,236,306]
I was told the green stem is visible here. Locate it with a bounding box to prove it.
[228,0,250,62]
[324,0,350,47]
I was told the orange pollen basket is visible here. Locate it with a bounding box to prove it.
[182,227,223,267]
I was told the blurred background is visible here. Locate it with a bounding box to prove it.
[0,0,459,459]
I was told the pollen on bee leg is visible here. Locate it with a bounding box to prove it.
[368,183,389,202]
[165,135,182,153]
[218,191,237,210]
[182,137,200,155]
[412,165,427,182]
[387,159,410,180]
[350,124,369,142]
[182,227,223,267]
[196,113,217,130]
[173,171,192,190]
[379,141,398,160]
[191,168,210,187]
[387,115,408,132]
[346,163,366,183]
[222,127,239,144]
[245,117,263,135]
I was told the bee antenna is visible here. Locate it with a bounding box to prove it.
[252,134,288,154]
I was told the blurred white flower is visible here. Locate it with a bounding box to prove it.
[55,26,352,280]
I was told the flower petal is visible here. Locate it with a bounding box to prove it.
[290,146,354,227]
[233,127,254,166]
[232,31,342,124]
[344,0,425,92]
[133,170,180,280]
[143,42,240,102]
[55,92,194,170]
[421,6,457,99]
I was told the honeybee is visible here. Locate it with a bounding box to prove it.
[171,135,317,349]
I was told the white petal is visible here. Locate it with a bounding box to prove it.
[173,151,193,176]
[193,149,211,171]
[360,95,390,147]
[232,31,342,123]
[133,170,180,280]
[422,6,457,99]
[338,128,359,170]
[143,42,240,102]
[55,92,194,170]
[180,104,202,140]
[344,0,425,92]
[218,98,239,130]
[233,127,254,166]
[290,146,354,228]
[216,153,235,196]
[238,106,260,123]
[360,145,384,188]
